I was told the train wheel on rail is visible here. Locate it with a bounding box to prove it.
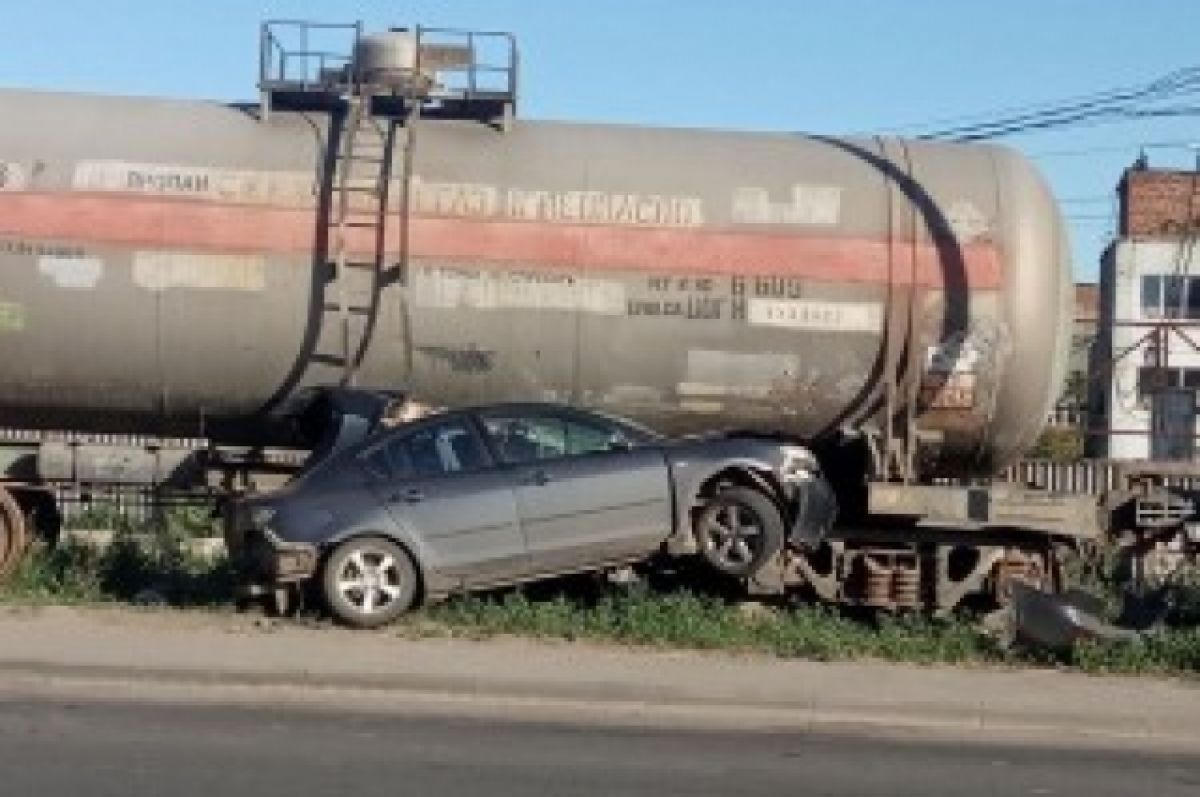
[694,487,785,579]
[0,487,29,580]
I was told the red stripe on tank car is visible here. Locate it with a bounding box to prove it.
[0,192,1003,288]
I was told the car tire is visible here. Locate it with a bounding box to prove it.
[321,536,419,628]
[695,486,784,579]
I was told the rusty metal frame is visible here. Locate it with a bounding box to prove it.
[1084,318,1200,443]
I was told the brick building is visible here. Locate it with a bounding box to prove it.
[1119,166,1200,238]
[1091,163,1200,460]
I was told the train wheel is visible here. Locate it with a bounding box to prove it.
[695,487,784,579]
[0,487,29,580]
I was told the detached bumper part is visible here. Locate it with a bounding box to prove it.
[1010,581,1142,652]
[788,477,837,549]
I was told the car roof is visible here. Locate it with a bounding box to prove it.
[457,401,582,414]
[457,402,661,430]
[389,401,663,439]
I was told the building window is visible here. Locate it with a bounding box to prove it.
[1137,366,1200,398]
[1166,276,1186,318]
[1143,275,1162,318]
[1141,274,1200,319]
[1187,282,1200,319]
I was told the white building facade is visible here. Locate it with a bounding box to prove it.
[1094,239,1200,460]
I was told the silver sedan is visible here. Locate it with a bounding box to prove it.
[228,403,835,627]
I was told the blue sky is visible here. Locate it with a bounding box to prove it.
[3,0,1199,281]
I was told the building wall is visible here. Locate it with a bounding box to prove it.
[1096,239,1200,459]
[1121,169,1200,238]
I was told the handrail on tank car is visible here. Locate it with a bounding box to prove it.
[260,19,363,91]
[412,26,519,104]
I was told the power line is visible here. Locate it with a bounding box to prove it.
[883,81,1162,134]
[1030,140,1199,159]
[884,67,1200,134]
[900,65,1200,141]
[946,100,1200,141]
[948,105,1200,141]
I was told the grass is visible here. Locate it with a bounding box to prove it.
[2,526,1199,677]
[1073,630,1200,675]
[424,587,1000,666]
[2,506,233,607]
[419,575,1200,675]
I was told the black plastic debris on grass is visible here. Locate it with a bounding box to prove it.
[1011,581,1163,653]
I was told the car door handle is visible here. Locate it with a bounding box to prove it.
[524,469,552,487]
[392,488,424,504]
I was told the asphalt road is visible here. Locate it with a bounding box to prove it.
[1,694,1198,797]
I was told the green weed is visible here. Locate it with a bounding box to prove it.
[424,586,999,666]
[1,534,232,608]
[2,531,1198,677]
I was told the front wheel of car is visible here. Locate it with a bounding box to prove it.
[322,536,419,628]
[695,486,784,579]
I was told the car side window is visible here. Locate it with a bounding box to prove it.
[359,436,413,482]
[563,417,635,455]
[403,419,490,477]
[481,415,567,464]
[482,411,637,464]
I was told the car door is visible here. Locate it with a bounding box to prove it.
[363,416,527,588]
[477,408,673,576]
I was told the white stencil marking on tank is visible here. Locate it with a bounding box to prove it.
[414,267,625,314]
[681,350,801,399]
[746,299,882,332]
[132,252,266,292]
[946,199,991,242]
[73,161,316,208]
[731,184,842,226]
[38,256,104,289]
[0,162,28,192]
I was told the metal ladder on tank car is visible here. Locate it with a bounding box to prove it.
[258,20,519,391]
[324,88,420,387]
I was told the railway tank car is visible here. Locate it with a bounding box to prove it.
[0,92,1071,477]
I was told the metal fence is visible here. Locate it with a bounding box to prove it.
[1000,459,1200,494]
[1000,459,1120,494]
[53,486,214,531]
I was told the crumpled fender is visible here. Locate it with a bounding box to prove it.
[789,477,837,549]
